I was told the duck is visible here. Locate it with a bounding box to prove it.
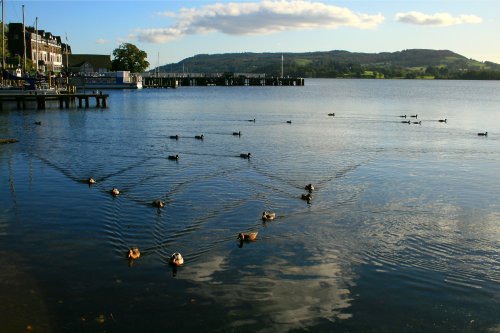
[301,193,313,201]
[262,211,276,221]
[248,118,256,122]
[169,135,179,140]
[87,177,96,185]
[152,200,165,208]
[328,113,335,117]
[238,232,258,242]
[410,114,418,118]
[240,153,251,159]
[399,115,407,118]
[233,131,241,136]
[168,154,179,160]
[412,121,421,125]
[477,132,488,136]
[169,252,184,266]
[286,120,292,124]
[438,119,447,123]
[305,183,315,192]
[34,121,42,125]
[111,188,120,196]
[128,247,140,260]
[195,134,204,140]
[401,120,410,124]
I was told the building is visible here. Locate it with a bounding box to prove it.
[65,54,112,74]
[7,23,68,73]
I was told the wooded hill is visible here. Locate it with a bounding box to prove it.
[157,49,500,79]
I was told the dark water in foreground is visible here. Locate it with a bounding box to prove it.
[1,79,499,332]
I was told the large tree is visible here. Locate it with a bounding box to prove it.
[111,43,149,73]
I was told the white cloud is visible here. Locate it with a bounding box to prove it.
[130,27,184,44]
[133,0,384,43]
[96,38,110,44]
[396,11,482,26]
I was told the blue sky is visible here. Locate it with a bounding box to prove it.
[6,0,500,69]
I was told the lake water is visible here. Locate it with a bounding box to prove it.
[1,79,499,332]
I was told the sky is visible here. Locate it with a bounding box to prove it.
[4,0,500,69]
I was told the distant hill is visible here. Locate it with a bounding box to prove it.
[156,49,500,79]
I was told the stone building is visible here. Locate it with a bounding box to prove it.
[7,22,69,73]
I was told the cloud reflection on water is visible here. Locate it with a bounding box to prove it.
[182,250,353,332]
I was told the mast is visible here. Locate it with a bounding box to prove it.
[281,54,284,78]
[35,17,38,73]
[65,33,68,74]
[2,0,5,71]
[22,5,26,75]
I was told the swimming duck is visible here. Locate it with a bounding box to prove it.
[401,120,410,124]
[286,120,292,124]
[111,188,120,196]
[233,131,241,136]
[238,232,258,242]
[168,154,179,160]
[34,121,42,125]
[399,115,406,118]
[87,177,96,184]
[477,132,488,136]
[438,119,447,123]
[305,183,315,192]
[240,153,251,159]
[169,252,184,266]
[128,247,140,260]
[410,114,418,118]
[152,200,165,208]
[248,118,256,122]
[413,121,421,125]
[328,113,335,117]
[195,134,204,140]
[262,211,276,221]
[301,193,313,201]
[169,135,179,140]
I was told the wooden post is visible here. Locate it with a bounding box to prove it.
[37,96,45,109]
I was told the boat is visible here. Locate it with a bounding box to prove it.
[69,71,143,90]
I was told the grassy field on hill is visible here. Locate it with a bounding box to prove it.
[156,49,500,80]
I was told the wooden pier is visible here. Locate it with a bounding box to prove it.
[143,74,304,88]
[0,92,109,110]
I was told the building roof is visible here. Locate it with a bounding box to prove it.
[67,54,111,69]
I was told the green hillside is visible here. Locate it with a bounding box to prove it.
[157,49,500,79]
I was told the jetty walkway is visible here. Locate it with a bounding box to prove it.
[142,73,304,88]
[0,92,109,110]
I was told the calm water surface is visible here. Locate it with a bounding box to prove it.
[1,79,499,332]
